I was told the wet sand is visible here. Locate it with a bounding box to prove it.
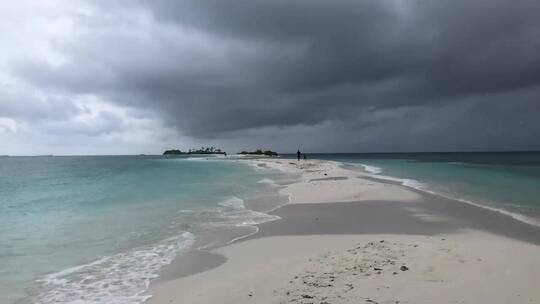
[253,196,540,245]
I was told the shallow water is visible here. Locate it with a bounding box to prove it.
[0,155,288,304]
[308,152,540,225]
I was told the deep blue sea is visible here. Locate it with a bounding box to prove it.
[0,155,290,304]
[307,152,540,225]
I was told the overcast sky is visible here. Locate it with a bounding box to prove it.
[1,0,540,155]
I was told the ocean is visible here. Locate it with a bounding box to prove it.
[308,152,540,226]
[0,155,292,304]
[2,152,540,304]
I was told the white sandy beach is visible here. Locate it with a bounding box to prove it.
[147,158,540,304]
[261,159,421,204]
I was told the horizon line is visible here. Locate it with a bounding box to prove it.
[3,150,540,157]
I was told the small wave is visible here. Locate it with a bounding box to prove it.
[257,178,278,187]
[217,196,280,226]
[224,210,280,227]
[244,160,285,174]
[36,232,195,304]
[359,164,383,174]
[358,166,425,190]
[180,197,282,232]
[355,162,540,228]
[218,196,246,209]
[418,188,540,228]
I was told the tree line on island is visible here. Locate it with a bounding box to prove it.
[239,149,278,156]
[163,147,278,157]
[163,147,225,155]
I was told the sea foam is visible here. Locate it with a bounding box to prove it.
[257,178,279,187]
[360,164,383,174]
[218,196,280,226]
[36,232,195,304]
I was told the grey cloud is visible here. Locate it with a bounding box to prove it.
[36,110,126,137]
[7,0,540,151]
[0,84,80,121]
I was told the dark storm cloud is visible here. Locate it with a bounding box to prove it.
[9,0,540,151]
[145,0,540,96]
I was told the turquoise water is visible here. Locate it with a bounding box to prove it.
[312,153,540,225]
[5,153,540,304]
[0,156,287,304]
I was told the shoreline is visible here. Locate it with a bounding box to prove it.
[350,162,540,229]
[146,158,540,304]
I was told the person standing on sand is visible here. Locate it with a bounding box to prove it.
[297,149,301,161]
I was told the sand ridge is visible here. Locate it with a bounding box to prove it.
[146,158,540,304]
[251,158,421,204]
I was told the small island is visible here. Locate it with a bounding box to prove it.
[163,147,226,155]
[239,149,278,157]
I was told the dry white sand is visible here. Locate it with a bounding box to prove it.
[149,232,540,304]
[255,158,421,204]
[147,159,540,304]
